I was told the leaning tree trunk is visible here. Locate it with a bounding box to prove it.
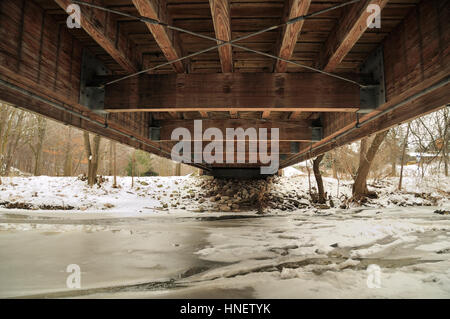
[353,130,389,198]
[313,154,326,204]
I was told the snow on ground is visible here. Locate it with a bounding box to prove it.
[0,171,449,214]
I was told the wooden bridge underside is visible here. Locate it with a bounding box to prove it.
[0,0,449,172]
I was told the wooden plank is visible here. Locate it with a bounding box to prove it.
[274,0,311,72]
[283,82,449,167]
[317,0,389,72]
[132,0,185,73]
[209,0,233,72]
[289,111,301,120]
[160,141,303,154]
[158,118,313,142]
[104,73,361,112]
[262,111,271,119]
[54,0,139,73]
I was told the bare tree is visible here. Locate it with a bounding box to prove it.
[112,141,117,187]
[63,127,73,176]
[83,132,101,186]
[29,116,47,176]
[353,130,389,198]
[398,123,410,190]
[312,154,326,203]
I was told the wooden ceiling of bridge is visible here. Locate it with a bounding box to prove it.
[33,0,420,122]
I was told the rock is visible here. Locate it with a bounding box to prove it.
[198,198,205,204]
[219,204,231,212]
[433,209,450,215]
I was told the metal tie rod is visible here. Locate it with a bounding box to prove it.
[71,0,365,88]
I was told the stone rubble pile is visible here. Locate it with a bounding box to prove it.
[165,176,313,213]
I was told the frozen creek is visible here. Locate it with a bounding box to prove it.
[0,206,449,298]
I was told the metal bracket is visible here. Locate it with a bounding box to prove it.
[290,142,300,153]
[358,46,386,113]
[149,127,161,141]
[311,126,323,142]
[79,49,109,113]
[148,115,161,141]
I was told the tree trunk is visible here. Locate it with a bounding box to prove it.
[109,140,113,176]
[63,127,72,176]
[91,134,101,184]
[83,132,101,186]
[313,154,326,204]
[306,160,311,194]
[131,151,135,188]
[112,141,117,187]
[175,162,181,176]
[353,131,389,198]
[4,112,25,175]
[398,123,410,190]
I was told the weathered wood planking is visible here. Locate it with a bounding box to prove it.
[317,0,389,72]
[0,0,155,159]
[54,0,139,73]
[285,0,450,166]
[209,0,233,73]
[158,118,313,141]
[132,0,185,73]
[104,73,361,112]
[274,0,311,73]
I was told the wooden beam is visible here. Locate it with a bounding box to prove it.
[283,81,450,167]
[289,111,301,120]
[132,0,184,73]
[274,0,311,73]
[160,141,305,154]
[262,111,271,119]
[317,0,389,72]
[54,0,138,73]
[158,119,314,142]
[105,73,360,112]
[209,0,233,73]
